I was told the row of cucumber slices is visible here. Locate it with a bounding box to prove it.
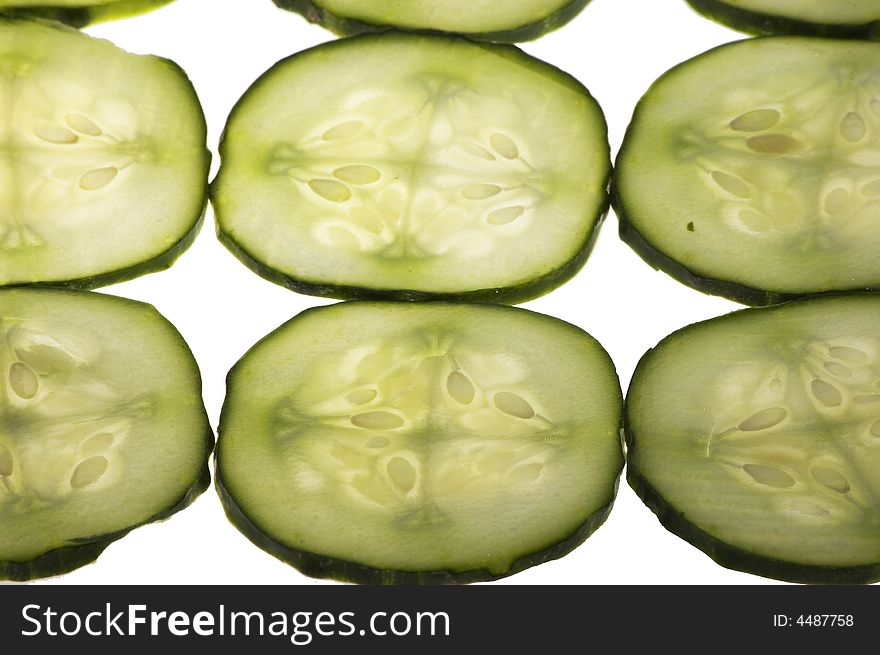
[1,0,879,40]
[3,288,878,584]
[6,19,880,306]
[1,2,878,586]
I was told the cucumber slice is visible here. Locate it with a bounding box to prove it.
[614,37,880,305]
[0,288,212,581]
[0,1,174,27]
[216,302,623,584]
[627,293,880,583]
[685,0,880,38]
[212,32,610,303]
[0,19,209,288]
[273,0,593,42]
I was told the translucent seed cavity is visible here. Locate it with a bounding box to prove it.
[446,371,475,405]
[463,184,502,200]
[829,346,868,363]
[366,436,390,449]
[490,133,519,159]
[742,463,796,488]
[322,120,365,141]
[861,179,880,197]
[823,361,852,379]
[711,171,750,198]
[351,411,403,430]
[34,125,78,144]
[387,457,416,492]
[494,392,535,419]
[810,466,850,493]
[309,179,351,202]
[333,165,381,185]
[346,389,377,405]
[488,206,525,226]
[507,462,543,485]
[746,134,802,154]
[70,456,108,489]
[0,443,12,477]
[79,167,118,191]
[840,112,866,142]
[824,188,850,215]
[462,142,495,160]
[65,113,102,136]
[729,109,780,132]
[9,362,38,399]
[811,379,843,407]
[738,407,787,432]
[327,226,359,248]
[738,209,770,232]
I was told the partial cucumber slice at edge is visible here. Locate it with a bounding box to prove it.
[684,0,880,39]
[0,287,214,581]
[625,293,880,584]
[272,0,594,43]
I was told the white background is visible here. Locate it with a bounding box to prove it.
[32,0,786,585]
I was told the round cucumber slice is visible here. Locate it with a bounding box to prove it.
[212,32,610,303]
[685,0,880,38]
[0,1,175,26]
[0,19,209,288]
[615,37,880,305]
[216,302,623,584]
[627,293,880,583]
[0,288,212,581]
[272,0,594,42]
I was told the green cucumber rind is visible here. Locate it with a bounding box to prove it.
[215,463,618,585]
[625,464,880,584]
[624,295,880,584]
[214,198,608,304]
[684,0,880,39]
[611,37,880,307]
[0,0,175,27]
[613,190,797,306]
[212,32,611,304]
[215,301,624,584]
[0,47,211,290]
[0,435,211,581]
[0,290,214,582]
[272,0,593,43]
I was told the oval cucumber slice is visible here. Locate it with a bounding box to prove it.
[627,293,880,583]
[0,288,212,581]
[615,37,880,305]
[273,0,593,42]
[685,0,880,38]
[212,32,610,303]
[0,1,175,26]
[217,302,623,584]
[0,19,209,288]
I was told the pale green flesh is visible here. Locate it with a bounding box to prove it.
[0,20,206,286]
[214,34,609,296]
[220,303,622,575]
[629,295,880,567]
[0,289,207,561]
[618,38,880,295]
[715,1,880,24]
[311,0,574,33]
